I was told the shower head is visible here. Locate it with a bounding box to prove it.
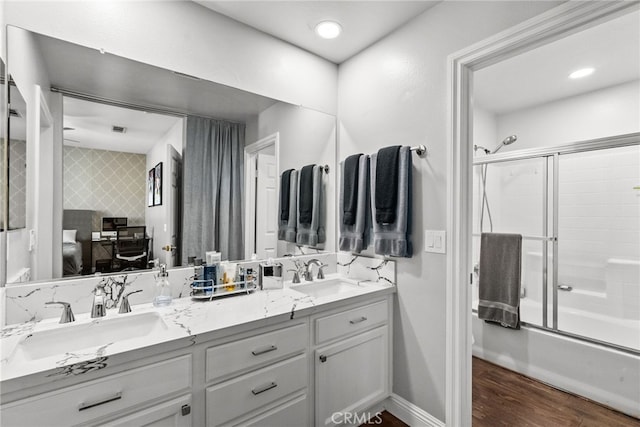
[491,134,517,154]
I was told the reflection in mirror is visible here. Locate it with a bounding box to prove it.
[7,83,27,230]
[0,58,5,233]
[5,26,336,285]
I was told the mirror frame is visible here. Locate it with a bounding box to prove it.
[446,1,639,423]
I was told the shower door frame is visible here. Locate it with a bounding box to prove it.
[446,2,640,425]
[472,132,640,334]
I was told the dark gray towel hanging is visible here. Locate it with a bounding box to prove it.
[375,145,401,224]
[280,169,294,221]
[298,164,315,225]
[343,154,362,225]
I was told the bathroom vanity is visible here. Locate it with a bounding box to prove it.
[0,274,394,426]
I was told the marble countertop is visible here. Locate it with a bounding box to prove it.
[0,274,394,390]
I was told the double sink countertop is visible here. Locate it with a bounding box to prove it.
[0,274,395,392]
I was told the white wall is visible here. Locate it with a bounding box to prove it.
[496,80,640,152]
[256,103,337,256]
[3,1,337,115]
[145,118,184,265]
[337,1,561,421]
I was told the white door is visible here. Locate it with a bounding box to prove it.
[164,144,182,268]
[255,152,277,259]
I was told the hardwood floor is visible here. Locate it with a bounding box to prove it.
[473,356,640,427]
[362,357,639,426]
[360,411,408,426]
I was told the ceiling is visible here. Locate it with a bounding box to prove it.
[28,4,640,152]
[194,1,440,64]
[63,98,181,154]
[474,9,640,114]
[34,32,279,153]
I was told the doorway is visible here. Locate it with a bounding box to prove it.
[446,2,638,424]
[244,133,279,260]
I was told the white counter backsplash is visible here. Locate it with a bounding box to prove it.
[4,253,344,326]
[337,252,396,286]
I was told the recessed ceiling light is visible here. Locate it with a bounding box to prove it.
[315,21,342,39]
[569,67,595,79]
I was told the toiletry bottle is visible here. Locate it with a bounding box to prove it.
[153,264,172,306]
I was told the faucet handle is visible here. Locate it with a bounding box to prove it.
[45,301,75,324]
[119,289,143,314]
[288,269,301,284]
[317,264,327,280]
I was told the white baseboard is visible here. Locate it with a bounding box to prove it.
[382,393,445,427]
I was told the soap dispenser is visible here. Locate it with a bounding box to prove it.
[153,264,172,307]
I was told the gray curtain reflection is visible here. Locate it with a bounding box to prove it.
[182,117,244,262]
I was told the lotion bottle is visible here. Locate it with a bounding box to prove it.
[153,264,172,307]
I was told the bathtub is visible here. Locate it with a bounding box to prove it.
[472,299,640,418]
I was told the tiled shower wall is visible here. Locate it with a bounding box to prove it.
[64,146,146,228]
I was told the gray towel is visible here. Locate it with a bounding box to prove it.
[478,232,522,329]
[296,165,325,247]
[278,170,298,242]
[339,155,370,253]
[369,146,411,257]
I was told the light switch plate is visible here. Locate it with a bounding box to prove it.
[425,230,446,254]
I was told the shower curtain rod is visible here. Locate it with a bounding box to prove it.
[50,86,245,124]
[472,233,556,242]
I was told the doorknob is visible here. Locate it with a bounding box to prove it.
[162,245,177,252]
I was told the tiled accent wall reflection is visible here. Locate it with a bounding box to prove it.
[64,146,146,227]
[8,139,26,229]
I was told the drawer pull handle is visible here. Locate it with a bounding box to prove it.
[78,392,122,411]
[252,381,278,395]
[251,344,278,356]
[319,354,328,363]
[349,316,368,324]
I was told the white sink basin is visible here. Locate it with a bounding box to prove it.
[290,279,359,299]
[13,311,168,361]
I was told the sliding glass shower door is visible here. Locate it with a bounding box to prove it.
[472,137,640,352]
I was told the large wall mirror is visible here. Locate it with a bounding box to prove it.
[3,26,337,285]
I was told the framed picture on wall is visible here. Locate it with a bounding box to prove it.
[147,168,155,207]
[153,162,163,206]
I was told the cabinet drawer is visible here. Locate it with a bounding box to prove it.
[242,393,308,427]
[1,355,192,427]
[315,300,388,344]
[206,323,307,383]
[206,354,307,426]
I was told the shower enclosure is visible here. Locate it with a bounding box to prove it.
[472,132,640,352]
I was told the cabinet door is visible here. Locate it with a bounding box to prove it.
[98,395,192,427]
[315,327,389,427]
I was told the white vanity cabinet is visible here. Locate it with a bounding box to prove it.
[312,299,391,427]
[203,321,311,427]
[0,355,193,427]
[1,290,394,427]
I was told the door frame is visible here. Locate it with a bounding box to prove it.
[445,2,638,425]
[244,132,279,260]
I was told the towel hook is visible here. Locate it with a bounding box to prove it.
[321,164,330,173]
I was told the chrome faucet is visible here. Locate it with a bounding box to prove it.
[119,289,143,314]
[91,283,107,318]
[304,259,326,281]
[45,301,75,324]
